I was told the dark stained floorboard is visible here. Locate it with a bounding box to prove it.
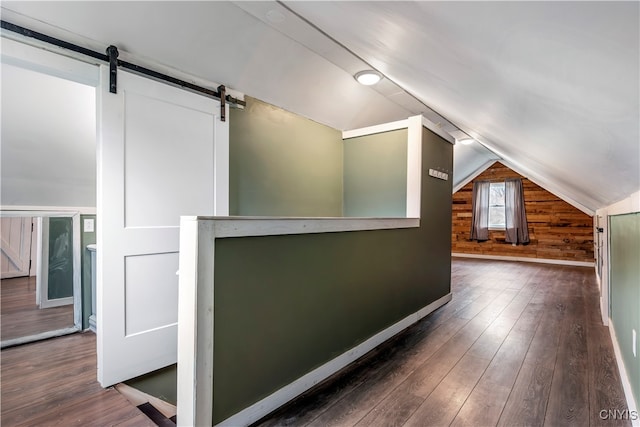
[544,296,590,426]
[1,276,74,342]
[0,332,154,427]
[255,259,631,427]
[7,260,626,426]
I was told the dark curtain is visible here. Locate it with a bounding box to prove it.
[505,178,530,244]
[470,181,490,241]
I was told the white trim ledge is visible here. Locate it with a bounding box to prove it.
[452,252,595,268]
[342,119,408,139]
[184,216,419,238]
[1,206,96,215]
[608,319,640,427]
[341,115,456,146]
[215,292,452,427]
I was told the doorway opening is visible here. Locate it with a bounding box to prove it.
[1,212,82,347]
[1,38,97,348]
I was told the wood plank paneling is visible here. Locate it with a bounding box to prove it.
[452,162,594,263]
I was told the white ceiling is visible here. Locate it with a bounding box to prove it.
[1,62,96,207]
[1,1,638,213]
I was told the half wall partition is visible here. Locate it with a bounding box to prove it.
[177,115,455,426]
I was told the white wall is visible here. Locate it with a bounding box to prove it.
[1,62,96,209]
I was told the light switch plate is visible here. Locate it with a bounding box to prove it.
[84,218,95,233]
[428,168,449,181]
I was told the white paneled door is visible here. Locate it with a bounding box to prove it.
[97,66,228,386]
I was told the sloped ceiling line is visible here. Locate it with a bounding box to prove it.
[268,1,592,212]
[275,0,471,139]
[282,1,639,212]
[271,2,599,213]
[453,159,501,194]
[2,1,637,213]
[453,158,594,216]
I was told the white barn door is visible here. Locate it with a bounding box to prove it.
[97,66,228,386]
[0,217,32,279]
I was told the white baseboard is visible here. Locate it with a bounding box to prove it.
[216,292,453,427]
[608,319,640,427]
[0,326,79,349]
[452,252,595,267]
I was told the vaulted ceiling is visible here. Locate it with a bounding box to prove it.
[2,1,638,214]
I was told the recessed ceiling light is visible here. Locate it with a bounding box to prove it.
[458,138,475,145]
[354,70,382,86]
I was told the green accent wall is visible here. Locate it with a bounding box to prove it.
[229,97,343,217]
[610,212,640,410]
[343,129,408,217]
[126,365,177,406]
[80,214,96,330]
[212,126,453,423]
[47,217,73,299]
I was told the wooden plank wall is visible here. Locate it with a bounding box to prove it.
[452,162,594,263]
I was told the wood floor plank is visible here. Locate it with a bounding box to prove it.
[489,301,565,426]
[304,313,490,427]
[451,289,544,426]
[403,355,490,426]
[1,276,74,342]
[249,260,632,427]
[304,315,487,426]
[11,258,629,427]
[544,296,590,427]
[451,380,513,427]
[8,388,154,427]
[349,287,521,427]
[587,322,631,427]
[258,315,471,427]
[498,360,556,427]
[0,332,152,427]
[277,286,509,427]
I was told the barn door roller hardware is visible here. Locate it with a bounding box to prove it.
[106,45,119,94]
[1,20,244,121]
[218,85,226,122]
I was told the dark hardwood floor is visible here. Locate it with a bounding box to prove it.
[1,276,74,342]
[255,259,631,427]
[0,332,154,426]
[0,259,630,426]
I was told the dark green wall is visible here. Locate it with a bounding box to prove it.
[125,365,177,406]
[343,129,408,217]
[47,217,73,299]
[610,212,640,410]
[80,214,96,330]
[212,126,453,423]
[229,97,343,217]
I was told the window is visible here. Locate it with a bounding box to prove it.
[488,182,505,229]
[471,178,529,243]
